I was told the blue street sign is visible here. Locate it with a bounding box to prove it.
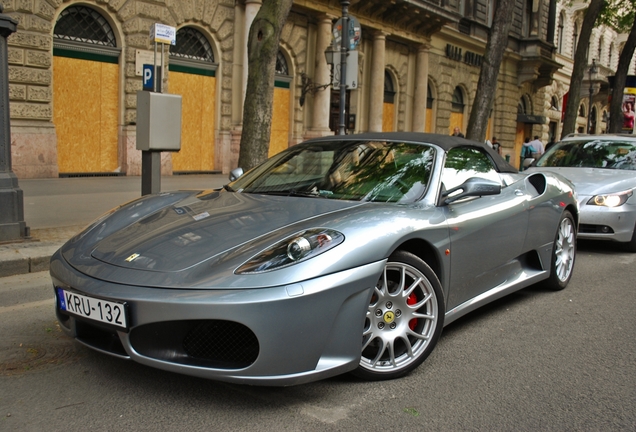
[143,64,154,91]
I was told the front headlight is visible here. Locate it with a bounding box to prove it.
[587,190,633,207]
[236,228,344,274]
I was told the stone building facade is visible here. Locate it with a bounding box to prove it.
[3,0,634,178]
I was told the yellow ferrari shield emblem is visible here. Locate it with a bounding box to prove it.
[125,253,140,262]
[383,311,395,323]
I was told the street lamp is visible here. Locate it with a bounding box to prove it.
[338,0,350,136]
[0,5,29,241]
[587,59,598,134]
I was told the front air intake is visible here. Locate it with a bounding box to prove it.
[130,320,259,369]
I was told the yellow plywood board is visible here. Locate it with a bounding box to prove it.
[100,62,119,171]
[425,108,433,133]
[449,112,464,135]
[269,87,290,157]
[170,71,216,171]
[53,57,119,173]
[382,102,395,132]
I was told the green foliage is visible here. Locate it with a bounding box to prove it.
[444,147,493,173]
[598,0,636,31]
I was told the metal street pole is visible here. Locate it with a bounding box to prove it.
[587,59,597,134]
[0,5,29,242]
[338,0,349,136]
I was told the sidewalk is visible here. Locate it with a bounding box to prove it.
[0,174,228,278]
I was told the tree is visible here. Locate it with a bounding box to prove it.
[465,0,517,142]
[604,0,636,133]
[238,0,293,171]
[560,0,606,138]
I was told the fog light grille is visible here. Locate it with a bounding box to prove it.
[579,224,614,234]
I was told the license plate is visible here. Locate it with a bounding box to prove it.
[57,288,128,329]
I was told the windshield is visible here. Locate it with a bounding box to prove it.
[536,138,636,170]
[229,140,435,202]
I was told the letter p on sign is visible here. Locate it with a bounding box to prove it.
[143,64,154,91]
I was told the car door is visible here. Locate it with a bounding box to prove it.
[440,147,530,311]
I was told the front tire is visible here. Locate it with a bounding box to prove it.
[543,210,576,290]
[353,251,444,381]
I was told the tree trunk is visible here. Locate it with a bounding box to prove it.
[608,17,636,134]
[560,0,605,138]
[238,0,293,171]
[465,0,516,142]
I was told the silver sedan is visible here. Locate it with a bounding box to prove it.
[528,134,636,251]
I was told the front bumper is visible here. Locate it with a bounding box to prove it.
[50,250,385,386]
[578,200,636,243]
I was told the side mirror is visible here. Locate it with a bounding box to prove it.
[229,167,244,182]
[441,177,501,205]
[523,158,535,168]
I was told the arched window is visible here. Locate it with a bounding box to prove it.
[452,87,464,113]
[550,96,560,110]
[573,22,579,56]
[170,27,214,62]
[54,5,116,47]
[557,12,565,54]
[579,104,586,118]
[598,36,604,65]
[427,83,434,109]
[518,96,528,115]
[609,42,614,67]
[384,71,395,104]
[275,50,289,75]
[523,0,532,37]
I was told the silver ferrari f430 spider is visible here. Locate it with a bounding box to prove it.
[51,132,579,386]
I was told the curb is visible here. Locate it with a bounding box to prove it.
[0,242,63,278]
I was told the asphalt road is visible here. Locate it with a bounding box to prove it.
[1,241,634,431]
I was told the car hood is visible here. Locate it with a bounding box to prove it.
[65,190,363,273]
[528,167,636,196]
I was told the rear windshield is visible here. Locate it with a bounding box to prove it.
[536,139,636,170]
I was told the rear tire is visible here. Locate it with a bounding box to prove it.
[543,210,576,290]
[353,251,444,381]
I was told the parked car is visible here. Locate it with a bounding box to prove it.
[527,134,636,251]
[50,132,578,386]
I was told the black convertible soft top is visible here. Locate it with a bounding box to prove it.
[303,132,519,174]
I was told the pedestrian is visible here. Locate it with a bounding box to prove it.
[451,127,465,138]
[545,140,555,151]
[527,135,544,158]
[623,101,635,131]
[491,136,502,155]
[520,137,532,170]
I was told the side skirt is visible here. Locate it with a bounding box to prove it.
[443,267,548,327]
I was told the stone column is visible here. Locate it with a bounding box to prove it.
[0,6,28,241]
[368,32,386,133]
[412,44,430,132]
[309,15,334,136]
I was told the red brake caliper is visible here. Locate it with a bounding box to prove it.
[407,293,417,330]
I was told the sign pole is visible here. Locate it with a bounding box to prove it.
[141,23,177,196]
